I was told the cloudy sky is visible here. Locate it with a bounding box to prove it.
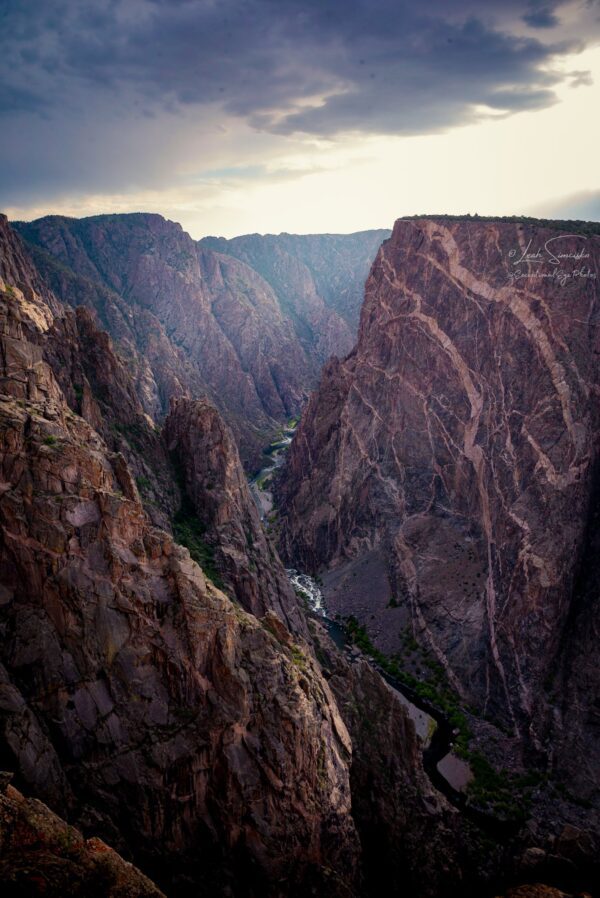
[1,0,599,237]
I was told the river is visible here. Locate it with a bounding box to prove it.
[249,426,490,818]
[249,427,294,520]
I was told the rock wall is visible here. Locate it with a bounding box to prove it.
[278,216,600,750]
[0,215,361,895]
[164,396,307,635]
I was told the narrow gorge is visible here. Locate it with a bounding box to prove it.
[0,211,598,898]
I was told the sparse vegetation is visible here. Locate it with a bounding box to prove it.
[463,753,553,820]
[135,475,151,493]
[255,472,272,491]
[173,503,224,590]
[344,617,472,752]
[343,615,554,820]
[400,213,600,237]
[110,420,145,450]
[289,644,308,671]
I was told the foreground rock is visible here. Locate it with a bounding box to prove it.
[0,779,164,897]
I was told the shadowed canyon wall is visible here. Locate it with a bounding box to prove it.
[277,217,600,803]
[16,216,388,470]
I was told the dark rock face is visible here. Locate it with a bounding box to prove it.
[0,780,165,897]
[164,396,306,635]
[200,229,390,363]
[309,621,477,898]
[277,218,600,777]
[0,215,362,896]
[7,206,598,894]
[16,216,386,472]
[0,214,506,898]
[15,214,313,468]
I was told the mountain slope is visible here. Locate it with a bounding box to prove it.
[199,229,391,361]
[15,214,316,468]
[19,217,389,468]
[277,216,600,827]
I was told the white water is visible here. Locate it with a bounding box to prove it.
[286,568,326,616]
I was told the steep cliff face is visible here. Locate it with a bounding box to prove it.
[25,238,199,422]
[278,217,600,753]
[199,229,391,361]
[15,214,314,468]
[164,396,307,636]
[308,621,476,898]
[0,216,362,896]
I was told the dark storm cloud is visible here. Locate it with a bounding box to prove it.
[0,0,597,204]
[522,7,561,27]
[0,0,593,136]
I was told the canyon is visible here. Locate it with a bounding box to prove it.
[16,215,388,470]
[0,209,599,897]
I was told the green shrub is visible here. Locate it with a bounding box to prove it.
[136,475,151,492]
[173,507,224,590]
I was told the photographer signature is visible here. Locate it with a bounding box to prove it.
[508,234,591,267]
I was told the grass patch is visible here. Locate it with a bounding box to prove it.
[290,644,308,671]
[43,435,58,446]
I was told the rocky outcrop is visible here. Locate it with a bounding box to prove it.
[200,229,390,362]
[164,396,306,635]
[0,215,362,896]
[277,217,600,793]
[16,215,315,468]
[0,778,165,898]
